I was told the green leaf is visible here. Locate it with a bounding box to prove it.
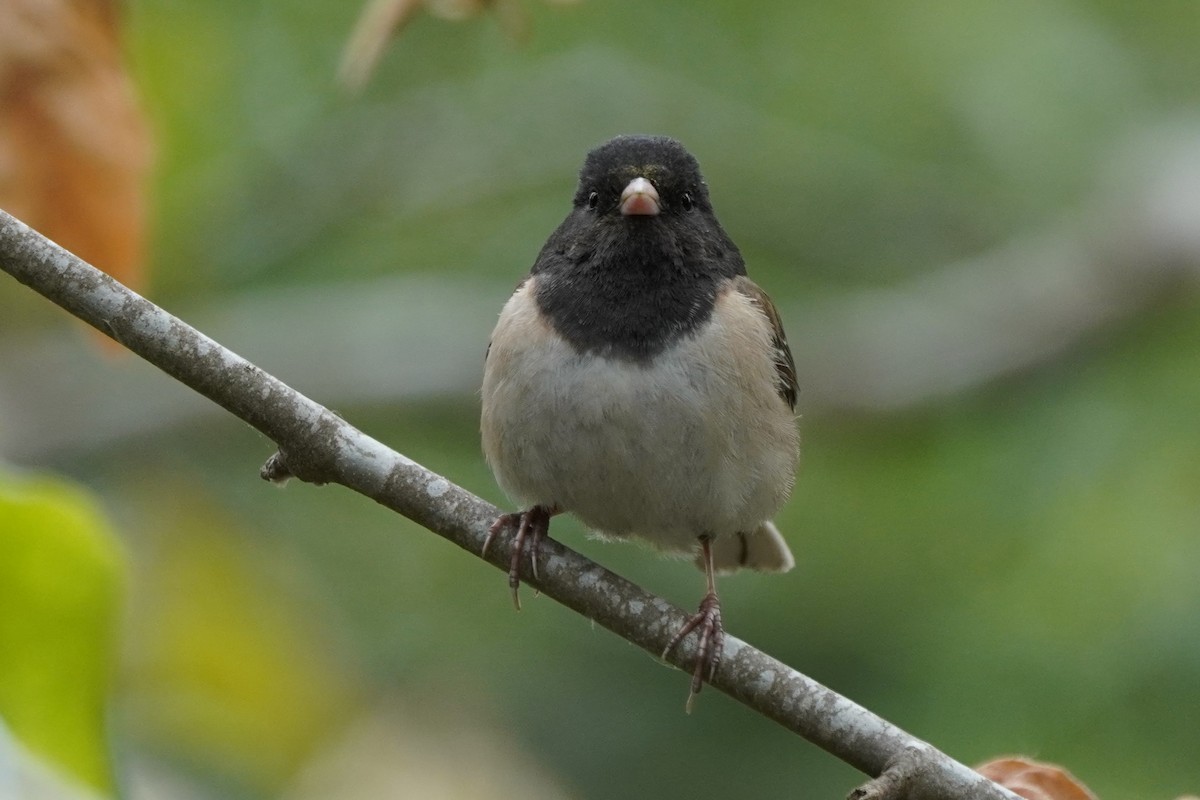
[0,469,126,796]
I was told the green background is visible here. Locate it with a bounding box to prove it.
[2,1,1198,797]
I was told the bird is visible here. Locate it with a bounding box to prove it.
[480,134,800,708]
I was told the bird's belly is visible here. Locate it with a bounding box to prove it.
[482,320,797,553]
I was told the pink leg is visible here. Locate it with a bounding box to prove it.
[661,535,724,712]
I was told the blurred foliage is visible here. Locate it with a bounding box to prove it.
[0,469,124,797]
[2,1,1199,799]
[118,489,363,796]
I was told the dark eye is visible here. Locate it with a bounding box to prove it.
[681,192,694,211]
[587,192,599,209]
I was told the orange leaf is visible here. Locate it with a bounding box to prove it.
[0,0,153,349]
[976,757,1098,800]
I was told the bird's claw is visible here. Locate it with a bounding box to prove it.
[483,506,552,611]
[662,591,724,712]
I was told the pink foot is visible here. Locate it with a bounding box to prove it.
[662,590,724,712]
[482,506,552,610]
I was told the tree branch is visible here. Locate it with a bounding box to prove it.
[0,209,1021,800]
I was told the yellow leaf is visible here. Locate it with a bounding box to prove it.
[0,469,126,796]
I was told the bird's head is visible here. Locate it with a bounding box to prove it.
[573,135,713,221]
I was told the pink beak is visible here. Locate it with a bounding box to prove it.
[619,177,661,216]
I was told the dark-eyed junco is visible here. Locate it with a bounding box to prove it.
[481,134,800,707]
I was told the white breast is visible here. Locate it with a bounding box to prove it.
[481,279,798,556]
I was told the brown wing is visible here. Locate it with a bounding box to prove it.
[733,275,798,411]
[485,275,533,363]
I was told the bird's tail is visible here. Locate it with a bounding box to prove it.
[700,522,795,575]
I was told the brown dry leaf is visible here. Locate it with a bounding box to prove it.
[339,0,580,91]
[976,757,1098,800]
[338,0,426,91]
[0,0,153,347]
